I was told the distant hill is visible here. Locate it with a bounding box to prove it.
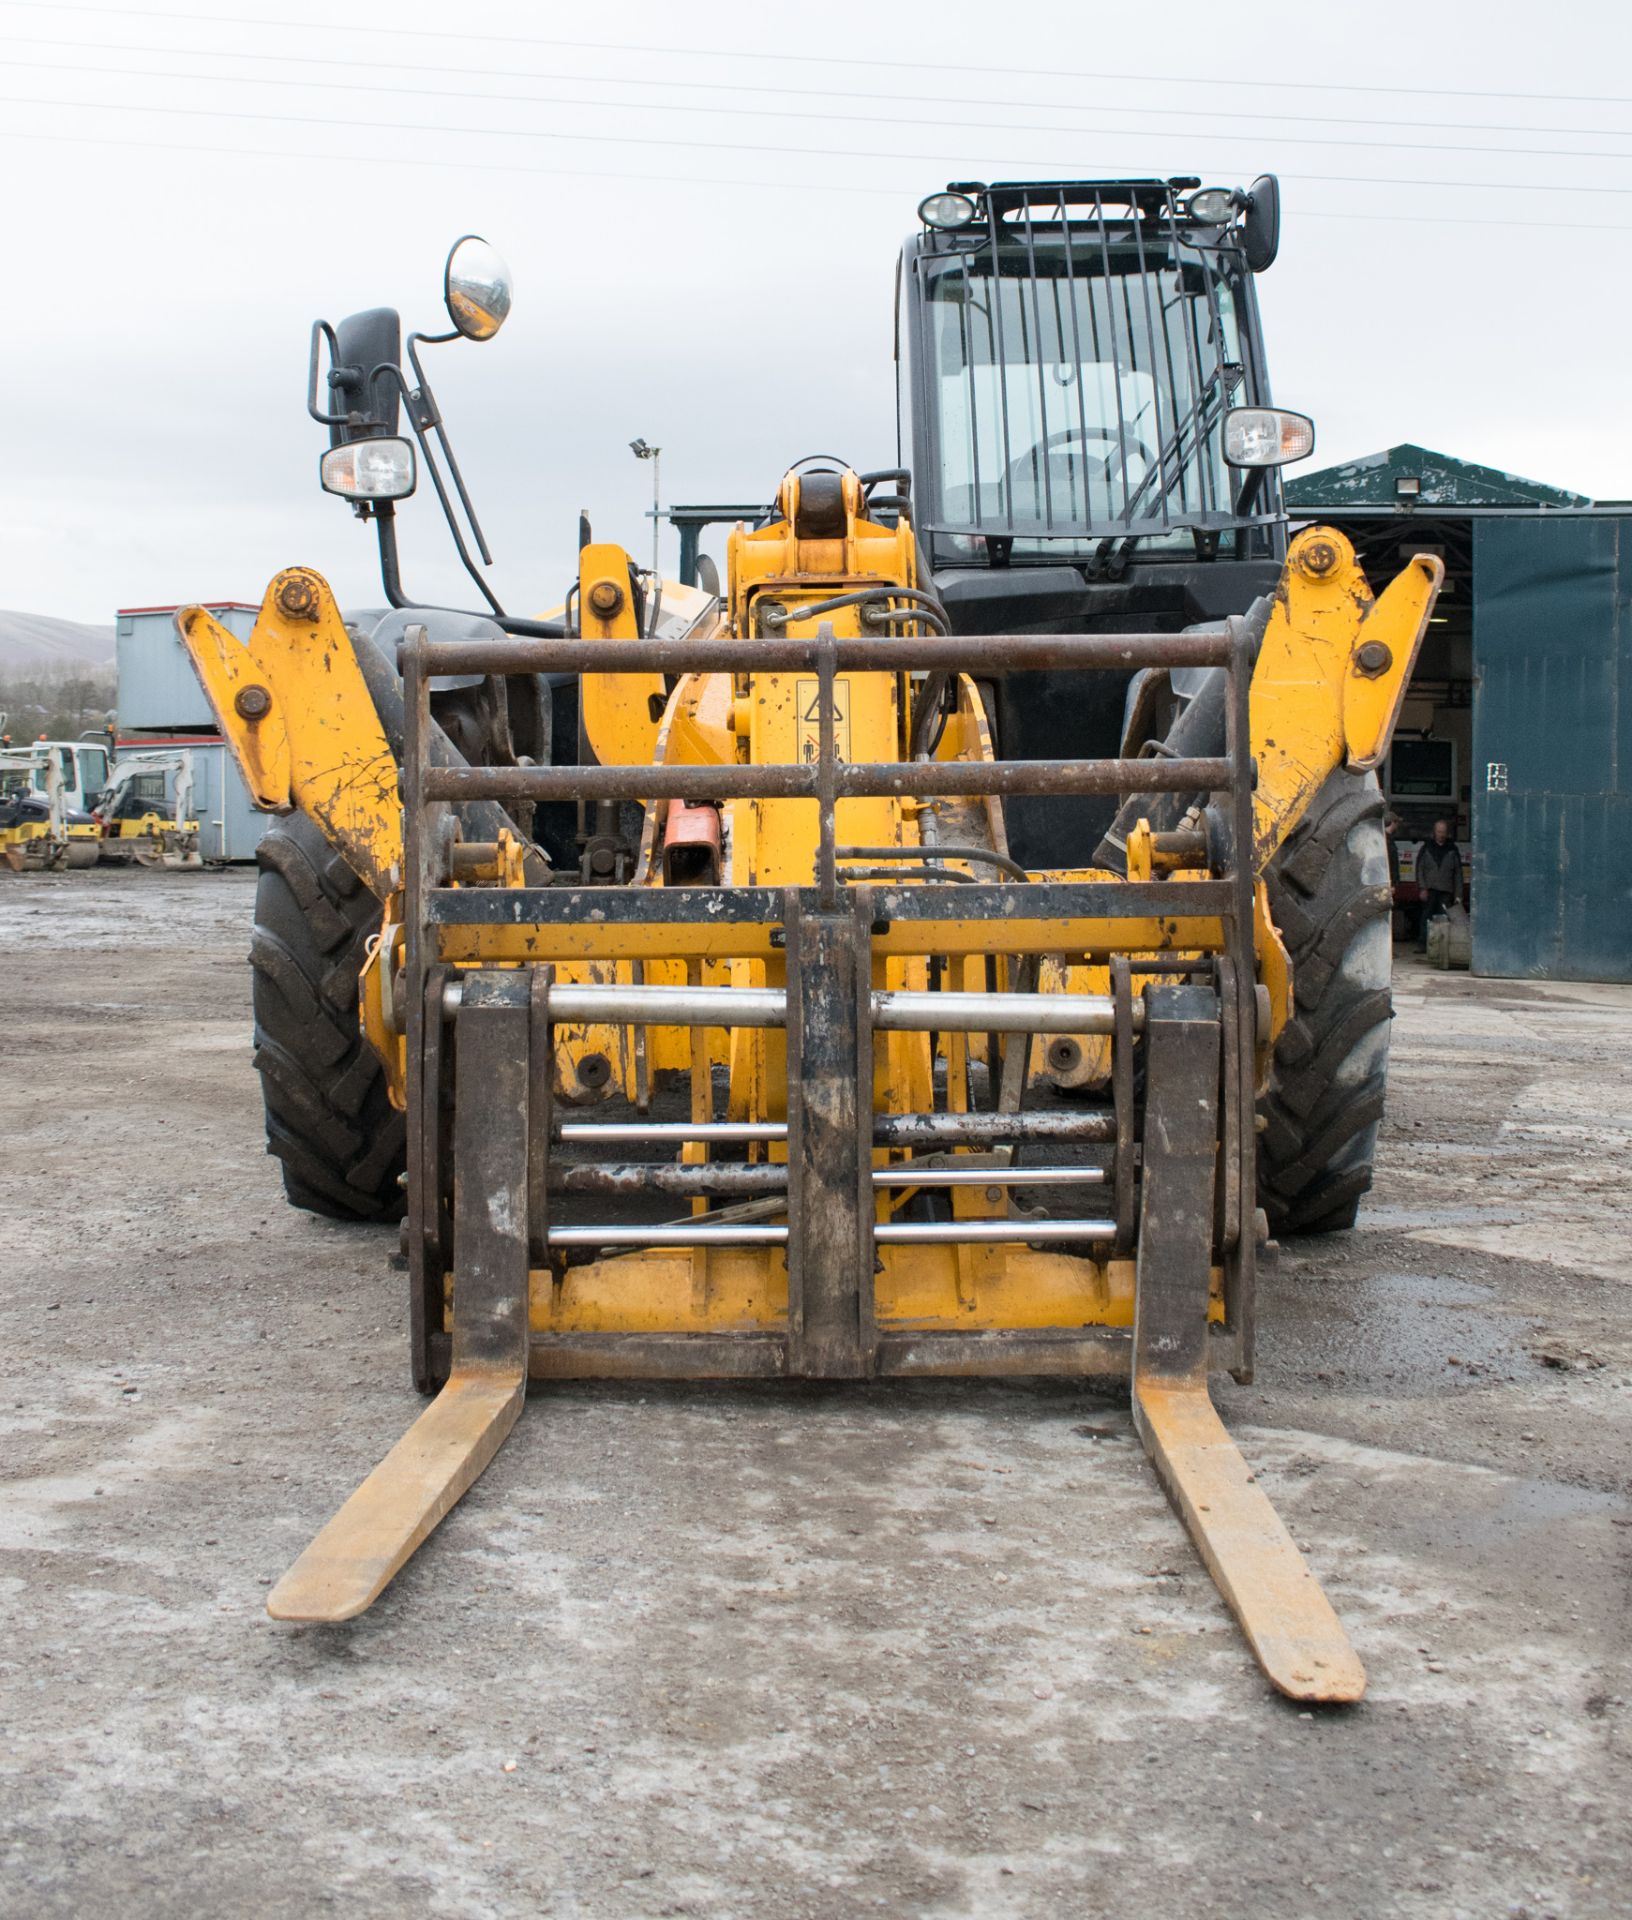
[0,610,117,672]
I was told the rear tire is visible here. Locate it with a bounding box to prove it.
[1257,770,1394,1235]
[250,814,405,1222]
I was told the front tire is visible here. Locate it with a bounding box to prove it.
[250,814,405,1222]
[1257,771,1394,1235]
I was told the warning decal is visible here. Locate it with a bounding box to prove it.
[795,677,852,765]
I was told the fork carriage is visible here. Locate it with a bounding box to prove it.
[396,618,1261,1395]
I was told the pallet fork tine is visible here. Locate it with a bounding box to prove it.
[267,973,532,1624]
[1131,984,1365,1704]
[265,1372,523,1623]
[1134,1384,1366,1704]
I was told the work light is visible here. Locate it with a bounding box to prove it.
[1222,408,1315,468]
[1186,187,1236,222]
[918,191,977,230]
[320,436,418,501]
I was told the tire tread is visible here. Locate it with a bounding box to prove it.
[1258,772,1393,1236]
[250,816,405,1222]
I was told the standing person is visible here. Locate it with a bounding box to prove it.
[1415,816,1463,949]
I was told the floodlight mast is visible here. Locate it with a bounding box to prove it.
[630,438,662,578]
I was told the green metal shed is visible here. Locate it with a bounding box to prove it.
[1286,447,1631,983]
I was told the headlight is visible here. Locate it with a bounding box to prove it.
[918,190,977,230]
[1223,408,1315,468]
[1186,187,1236,223]
[320,436,418,501]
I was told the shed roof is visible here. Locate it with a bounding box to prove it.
[1285,443,1590,511]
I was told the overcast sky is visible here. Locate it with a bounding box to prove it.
[5,0,1630,623]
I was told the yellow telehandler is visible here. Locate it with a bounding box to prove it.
[178,183,1440,1702]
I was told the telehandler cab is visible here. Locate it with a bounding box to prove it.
[179,184,1440,1702]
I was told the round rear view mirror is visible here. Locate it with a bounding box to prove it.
[444,235,513,341]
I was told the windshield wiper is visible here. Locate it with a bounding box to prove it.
[1092,368,1229,573]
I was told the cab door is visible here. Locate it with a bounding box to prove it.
[78,744,109,809]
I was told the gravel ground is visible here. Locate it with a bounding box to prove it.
[2,867,1629,1920]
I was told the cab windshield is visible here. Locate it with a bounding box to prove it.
[920,240,1250,556]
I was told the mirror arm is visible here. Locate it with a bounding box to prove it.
[402,381,440,435]
[406,332,497,569]
[373,511,563,637]
[379,358,507,620]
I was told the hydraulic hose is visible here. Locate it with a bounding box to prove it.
[760,587,949,632]
[908,670,953,761]
[837,842,1028,882]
